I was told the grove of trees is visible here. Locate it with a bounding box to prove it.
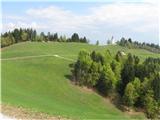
[117,37,160,53]
[72,50,160,119]
[1,28,89,48]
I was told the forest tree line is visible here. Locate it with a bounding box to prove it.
[116,37,160,53]
[1,28,159,54]
[72,50,160,119]
[1,28,89,48]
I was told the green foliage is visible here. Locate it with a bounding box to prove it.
[71,33,79,42]
[132,77,141,94]
[97,70,112,95]
[144,90,159,119]
[89,62,101,86]
[74,49,117,93]
[103,64,117,87]
[1,34,15,47]
[21,31,28,41]
[115,51,124,62]
[111,60,121,81]
[123,82,136,106]
[74,50,92,86]
[123,78,141,107]
[1,28,89,48]
[103,50,112,64]
[91,51,104,64]
[53,33,58,41]
[120,63,135,95]
[97,64,117,95]
[152,72,160,101]
[12,28,21,43]
[139,77,152,106]
[59,35,67,42]
[36,35,42,42]
[117,37,160,53]
[73,48,160,119]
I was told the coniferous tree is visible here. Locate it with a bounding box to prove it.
[71,33,79,42]
[152,73,160,101]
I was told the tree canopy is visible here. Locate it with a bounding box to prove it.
[117,37,160,53]
[1,28,89,48]
[72,49,160,119]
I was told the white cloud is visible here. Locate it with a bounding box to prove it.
[89,3,158,33]
[132,24,157,32]
[90,3,158,24]
[24,3,158,33]
[143,0,159,4]
[26,6,96,32]
[3,15,26,21]
[26,6,73,19]
[3,21,47,31]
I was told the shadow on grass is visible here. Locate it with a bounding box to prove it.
[64,63,75,81]
[64,75,72,81]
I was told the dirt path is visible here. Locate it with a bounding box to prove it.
[1,104,70,120]
[1,54,75,62]
[53,55,74,62]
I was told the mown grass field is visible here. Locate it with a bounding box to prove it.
[1,42,159,119]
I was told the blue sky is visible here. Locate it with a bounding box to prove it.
[1,0,159,44]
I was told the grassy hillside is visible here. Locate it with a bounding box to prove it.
[2,42,159,119]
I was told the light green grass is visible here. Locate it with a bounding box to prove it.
[2,42,158,119]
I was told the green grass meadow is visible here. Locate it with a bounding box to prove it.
[2,42,159,119]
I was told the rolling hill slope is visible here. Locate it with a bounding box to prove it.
[1,42,159,119]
